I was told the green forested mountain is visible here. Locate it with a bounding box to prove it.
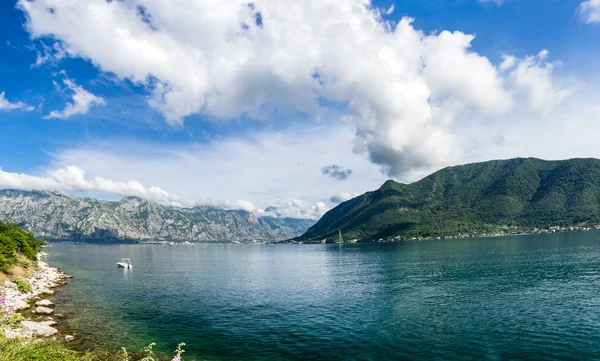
[297,158,600,242]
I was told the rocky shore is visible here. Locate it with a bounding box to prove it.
[1,252,73,340]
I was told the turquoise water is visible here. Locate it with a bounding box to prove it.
[48,233,600,360]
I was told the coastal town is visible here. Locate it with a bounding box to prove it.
[284,225,600,244]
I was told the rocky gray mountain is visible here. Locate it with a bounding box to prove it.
[0,189,315,243]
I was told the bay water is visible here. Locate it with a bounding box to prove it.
[47,232,600,360]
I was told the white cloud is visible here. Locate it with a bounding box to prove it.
[329,192,359,204]
[499,55,517,72]
[17,0,567,179]
[31,41,67,67]
[0,92,34,111]
[501,50,571,112]
[384,5,395,15]
[16,0,574,184]
[579,0,600,23]
[422,30,513,114]
[478,0,506,5]
[259,200,329,219]
[44,78,106,119]
[0,164,261,213]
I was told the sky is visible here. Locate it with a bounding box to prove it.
[0,0,599,219]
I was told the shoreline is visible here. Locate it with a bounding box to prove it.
[1,251,74,341]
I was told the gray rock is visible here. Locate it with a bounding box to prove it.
[33,306,53,315]
[20,321,58,337]
[44,290,55,295]
[13,299,30,311]
[36,299,54,307]
[2,280,17,289]
[65,335,75,342]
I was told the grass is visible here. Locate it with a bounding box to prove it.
[0,336,84,361]
[8,265,28,278]
[0,336,147,361]
[0,272,10,283]
[0,336,186,361]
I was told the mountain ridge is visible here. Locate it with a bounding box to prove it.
[0,189,315,243]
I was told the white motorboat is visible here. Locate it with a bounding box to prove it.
[116,258,133,269]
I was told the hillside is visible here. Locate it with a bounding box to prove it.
[0,190,314,243]
[0,221,43,274]
[297,158,600,242]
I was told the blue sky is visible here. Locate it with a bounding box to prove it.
[0,0,599,218]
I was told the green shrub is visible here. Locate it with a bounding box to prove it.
[0,254,11,274]
[12,277,32,294]
[0,222,44,275]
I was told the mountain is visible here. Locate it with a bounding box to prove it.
[297,158,600,242]
[0,190,315,243]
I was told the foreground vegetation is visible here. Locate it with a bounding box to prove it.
[298,158,600,242]
[0,336,186,361]
[0,222,44,274]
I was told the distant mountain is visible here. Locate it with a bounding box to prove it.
[0,190,315,243]
[297,158,600,242]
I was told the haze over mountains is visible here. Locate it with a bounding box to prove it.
[0,189,314,243]
[298,158,600,242]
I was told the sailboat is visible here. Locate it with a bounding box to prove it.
[337,229,344,244]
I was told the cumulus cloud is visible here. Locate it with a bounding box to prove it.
[0,92,34,111]
[579,0,600,23]
[501,50,571,112]
[329,192,358,204]
[321,165,353,181]
[44,78,106,119]
[18,0,565,178]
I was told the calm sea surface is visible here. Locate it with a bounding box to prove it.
[47,233,600,360]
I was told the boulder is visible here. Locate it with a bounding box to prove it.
[65,335,75,342]
[13,299,30,311]
[20,321,58,337]
[44,290,55,295]
[2,280,17,289]
[33,306,54,315]
[36,299,54,307]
